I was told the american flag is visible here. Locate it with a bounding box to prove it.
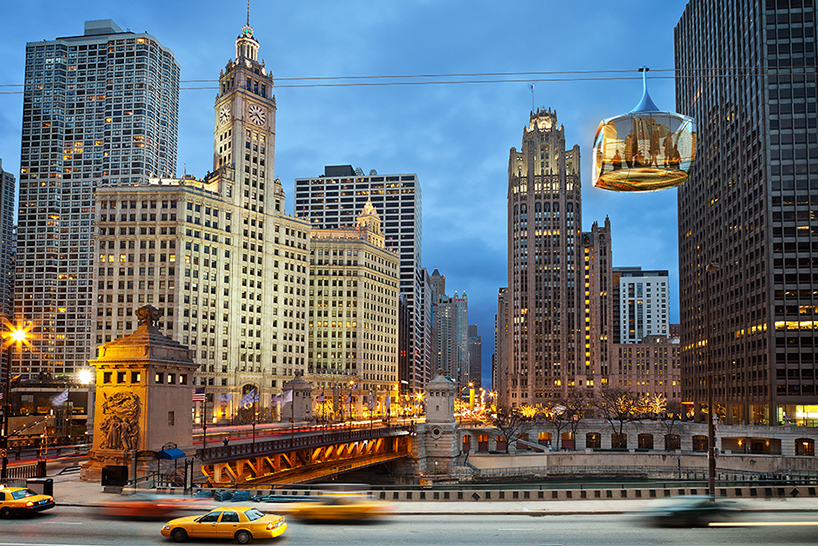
[192,386,206,402]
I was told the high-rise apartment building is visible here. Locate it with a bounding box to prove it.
[676,0,818,425]
[16,20,179,380]
[503,108,582,407]
[612,267,670,343]
[295,166,425,392]
[0,159,15,322]
[92,21,310,421]
[468,324,482,390]
[308,201,399,400]
[434,292,469,388]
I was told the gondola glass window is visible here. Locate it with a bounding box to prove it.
[592,68,696,192]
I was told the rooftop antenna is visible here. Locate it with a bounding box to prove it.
[246,0,251,27]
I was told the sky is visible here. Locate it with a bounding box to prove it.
[0,1,691,387]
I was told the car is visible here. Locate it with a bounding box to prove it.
[638,495,740,527]
[0,486,56,518]
[287,493,393,522]
[161,506,286,543]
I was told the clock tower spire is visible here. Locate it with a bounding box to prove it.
[211,10,280,213]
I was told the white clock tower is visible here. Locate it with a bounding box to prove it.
[212,21,281,213]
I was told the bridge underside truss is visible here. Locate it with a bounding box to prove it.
[202,435,412,486]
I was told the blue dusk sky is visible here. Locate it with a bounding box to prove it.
[0,1,691,386]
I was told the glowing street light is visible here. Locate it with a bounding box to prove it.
[2,324,29,479]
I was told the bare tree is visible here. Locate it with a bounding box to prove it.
[535,389,591,450]
[491,407,531,453]
[594,386,647,449]
[564,388,592,445]
[658,400,685,450]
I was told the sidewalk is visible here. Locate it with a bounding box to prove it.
[43,472,818,515]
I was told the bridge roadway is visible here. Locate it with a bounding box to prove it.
[199,424,414,486]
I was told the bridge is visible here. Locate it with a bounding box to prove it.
[198,425,414,487]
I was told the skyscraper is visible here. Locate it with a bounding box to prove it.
[503,108,582,407]
[91,20,310,421]
[295,166,425,392]
[434,291,469,388]
[468,324,482,390]
[0,159,15,322]
[307,201,400,398]
[676,0,818,425]
[16,20,179,380]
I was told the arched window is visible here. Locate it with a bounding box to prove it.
[538,431,552,446]
[664,434,681,451]
[567,203,573,212]
[462,434,472,452]
[638,433,654,450]
[477,433,489,452]
[611,433,627,449]
[496,435,507,452]
[692,435,708,452]
[535,202,542,212]
[586,432,601,449]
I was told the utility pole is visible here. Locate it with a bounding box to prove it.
[705,262,719,499]
[1,341,11,479]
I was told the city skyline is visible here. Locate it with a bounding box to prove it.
[0,1,690,385]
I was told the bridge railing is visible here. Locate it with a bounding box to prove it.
[199,425,413,462]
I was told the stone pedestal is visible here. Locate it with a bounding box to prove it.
[417,370,460,476]
[81,306,199,483]
[281,371,313,423]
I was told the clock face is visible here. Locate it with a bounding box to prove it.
[219,104,231,125]
[248,104,267,126]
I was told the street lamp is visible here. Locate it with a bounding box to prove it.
[2,324,29,479]
[704,262,719,499]
[78,368,94,444]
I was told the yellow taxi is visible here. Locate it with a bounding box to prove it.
[0,486,56,518]
[287,493,393,522]
[161,506,286,543]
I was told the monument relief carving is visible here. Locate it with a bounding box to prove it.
[99,391,141,451]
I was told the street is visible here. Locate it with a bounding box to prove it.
[1,507,817,545]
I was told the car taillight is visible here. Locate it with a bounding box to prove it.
[26,501,34,507]
[266,522,274,530]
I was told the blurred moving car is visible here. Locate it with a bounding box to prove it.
[639,495,740,527]
[97,491,211,519]
[161,506,286,544]
[0,486,55,518]
[287,494,393,522]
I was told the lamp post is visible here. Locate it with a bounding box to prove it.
[2,325,27,480]
[704,262,719,498]
[78,368,94,444]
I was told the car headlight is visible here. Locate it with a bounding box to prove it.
[162,525,170,530]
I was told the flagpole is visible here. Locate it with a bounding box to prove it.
[252,395,257,449]
[202,385,207,452]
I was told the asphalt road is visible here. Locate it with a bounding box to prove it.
[2,507,818,546]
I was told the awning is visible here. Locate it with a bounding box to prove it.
[159,447,186,460]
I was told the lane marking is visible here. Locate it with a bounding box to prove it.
[710,521,818,527]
